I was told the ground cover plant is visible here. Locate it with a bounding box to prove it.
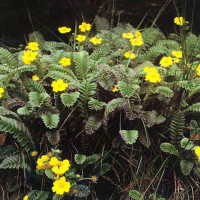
[0,11,200,200]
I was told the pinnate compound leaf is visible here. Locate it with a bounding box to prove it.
[71,185,90,198]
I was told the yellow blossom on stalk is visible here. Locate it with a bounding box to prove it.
[36,155,50,170]
[124,51,136,59]
[172,51,182,58]
[174,17,185,26]
[90,37,102,45]
[173,58,180,63]
[195,146,200,161]
[23,195,28,200]
[143,67,157,73]
[196,64,200,76]
[91,176,98,183]
[51,79,68,92]
[130,38,144,46]
[27,42,39,51]
[109,60,113,63]
[52,176,71,195]
[122,32,134,39]
[0,88,5,98]
[79,22,91,32]
[135,31,142,39]
[58,26,71,33]
[160,56,173,67]
[145,71,161,83]
[112,85,119,92]
[31,151,38,157]
[49,157,59,166]
[76,35,87,42]
[52,159,71,175]
[47,152,53,157]
[59,57,71,67]
[22,51,38,65]
[32,75,39,81]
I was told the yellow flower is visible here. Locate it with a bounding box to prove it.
[124,51,136,59]
[196,64,200,76]
[36,155,50,170]
[109,60,113,63]
[172,51,182,58]
[160,56,173,67]
[143,67,157,73]
[22,51,38,65]
[47,152,53,157]
[76,35,87,42]
[135,31,142,39]
[32,75,39,81]
[90,37,102,45]
[173,58,180,63]
[195,146,200,161]
[49,157,59,166]
[52,159,70,175]
[91,176,98,183]
[51,79,68,93]
[31,151,38,157]
[52,176,71,195]
[41,65,46,69]
[23,195,28,200]
[27,42,39,51]
[58,27,71,34]
[145,71,161,83]
[59,58,71,67]
[130,38,144,46]
[79,22,91,32]
[112,85,119,92]
[0,87,4,98]
[122,33,134,39]
[174,17,185,26]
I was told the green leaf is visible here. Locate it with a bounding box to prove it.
[118,81,140,98]
[45,168,55,179]
[95,163,111,176]
[129,190,144,200]
[0,155,21,169]
[75,154,86,165]
[46,131,60,145]
[73,51,89,80]
[156,86,174,97]
[160,143,180,156]
[29,92,49,107]
[41,114,59,129]
[88,98,106,111]
[180,160,194,176]
[84,154,100,166]
[181,138,195,150]
[17,103,33,115]
[27,190,49,200]
[85,115,102,135]
[61,92,80,107]
[0,47,17,68]
[0,116,35,151]
[71,185,90,198]
[187,102,200,112]
[119,130,138,145]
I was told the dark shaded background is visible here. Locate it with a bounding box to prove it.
[0,0,199,47]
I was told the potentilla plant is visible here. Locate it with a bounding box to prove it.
[0,15,200,199]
